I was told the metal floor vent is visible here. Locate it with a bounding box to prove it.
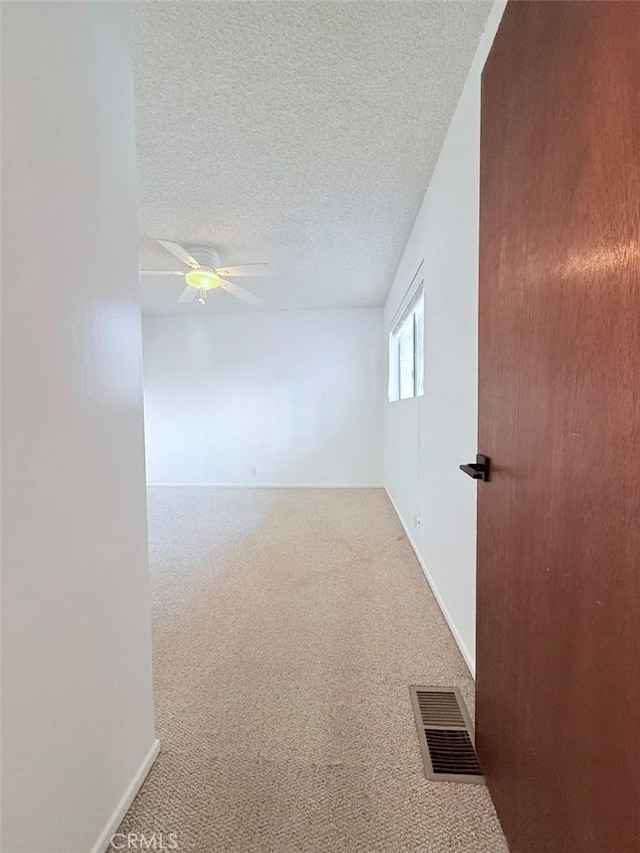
[410,685,484,784]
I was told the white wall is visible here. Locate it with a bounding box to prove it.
[1,5,157,852]
[383,3,505,675]
[142,309,383,486]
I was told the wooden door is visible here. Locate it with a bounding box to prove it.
[476,3,640,852]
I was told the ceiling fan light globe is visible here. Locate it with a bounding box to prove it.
[185,268,220,290]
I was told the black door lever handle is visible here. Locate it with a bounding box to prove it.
[459,454,490,482]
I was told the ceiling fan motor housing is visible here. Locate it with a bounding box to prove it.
[186,245,221,271]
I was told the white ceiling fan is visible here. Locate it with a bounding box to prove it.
[140,240,271,305]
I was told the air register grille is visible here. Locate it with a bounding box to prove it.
[409,685,484,783]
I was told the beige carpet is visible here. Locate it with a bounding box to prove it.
[112,487,507,852]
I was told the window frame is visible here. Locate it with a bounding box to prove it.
[388,279,424,403]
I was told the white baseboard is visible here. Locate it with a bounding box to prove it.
[91,738,161,853]
[384,487,475,679]
[148,483,384,489]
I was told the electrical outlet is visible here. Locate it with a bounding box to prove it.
[414,513,422,529]
[250,466,257,477]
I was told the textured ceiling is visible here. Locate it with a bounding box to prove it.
[129,1,492,315]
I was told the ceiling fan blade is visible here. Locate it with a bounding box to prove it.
[139,270,185,276]
[218,279,262,305]
[178,285,197,304]
[157,240,200,269]
[215,263,272,278]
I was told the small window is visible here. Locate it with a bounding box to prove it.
[388,283,424,402]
